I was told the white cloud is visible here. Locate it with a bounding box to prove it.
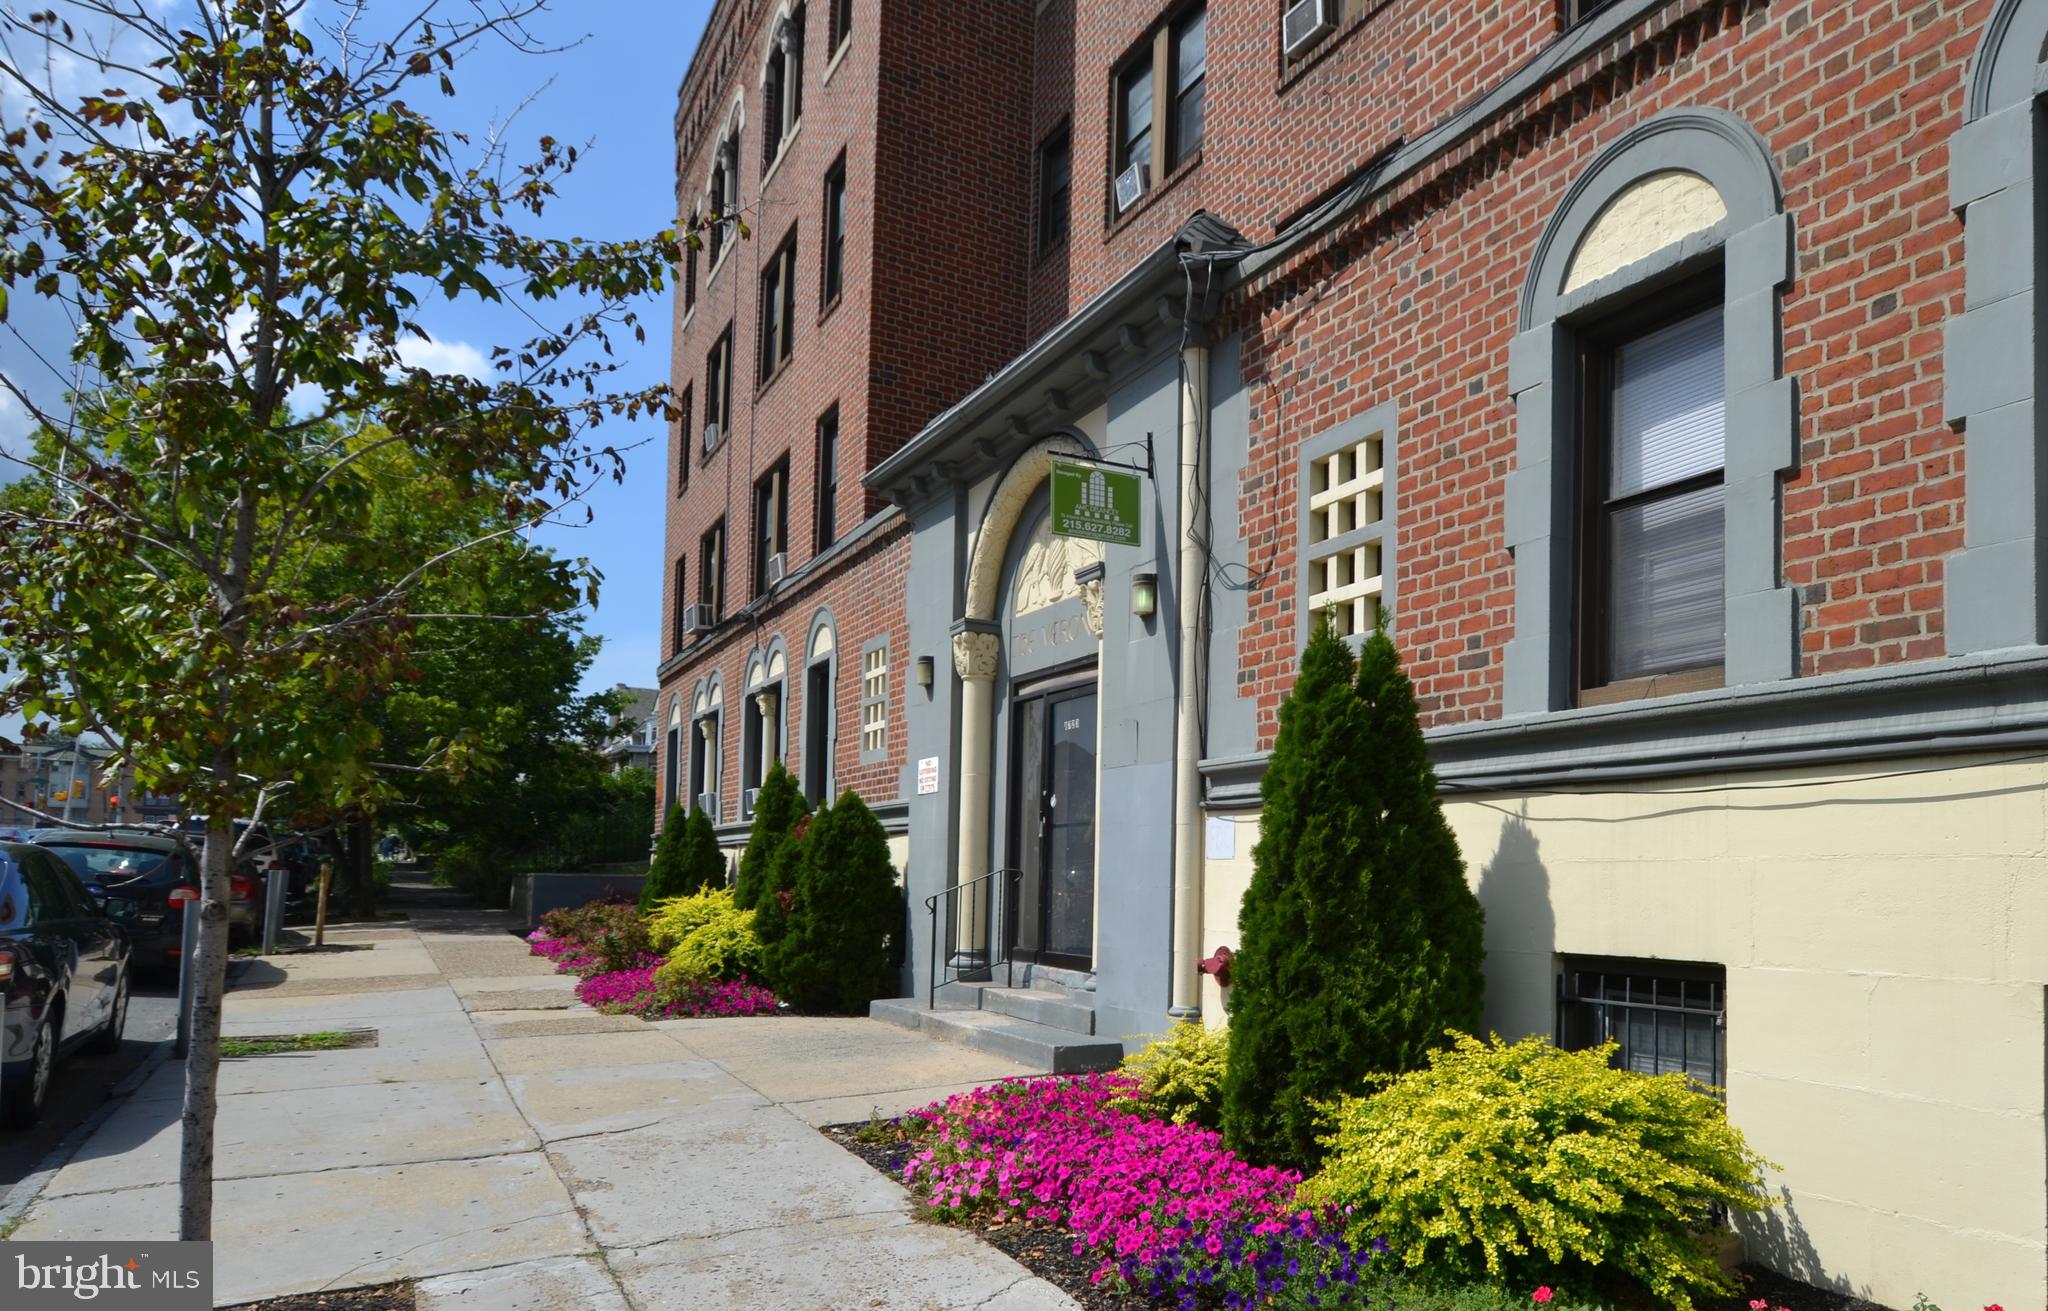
[394,335,490,381]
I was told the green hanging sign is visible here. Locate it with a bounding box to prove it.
[1049,460,1143,548]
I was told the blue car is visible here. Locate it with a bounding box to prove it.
[0,844,134,1129]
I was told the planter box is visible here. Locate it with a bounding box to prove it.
[512,871,650,930]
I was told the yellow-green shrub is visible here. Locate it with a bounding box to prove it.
[1122,1020,1229,1129]
[1301,1034,1772,1311]
[646,888,762,986]
[646,888,737,950]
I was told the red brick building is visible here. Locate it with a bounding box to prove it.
[850,1,2045,1303]
[657,0,1038,846]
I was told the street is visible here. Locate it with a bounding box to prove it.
[0,971,178,1190]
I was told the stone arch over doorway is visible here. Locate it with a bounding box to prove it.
[949,432,1108,953]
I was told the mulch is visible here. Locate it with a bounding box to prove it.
[821,1122,1899,1311]
[1698,1266,1895,1311]
[223,1282,414,1310]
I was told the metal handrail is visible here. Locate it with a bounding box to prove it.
[925,866,1021,1007]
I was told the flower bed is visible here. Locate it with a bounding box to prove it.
[574,965,779,1019]
[895,1073,1371,1310]
[528,921,781,1020]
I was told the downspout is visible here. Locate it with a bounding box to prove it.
[1169,331,1210,1019]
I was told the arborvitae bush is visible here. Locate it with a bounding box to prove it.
[751,810,811,954]
[734,764,806,910]
[1220,619,1485,1170]
[767,790,905,1013]
[640,805,726,912]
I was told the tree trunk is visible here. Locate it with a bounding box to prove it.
[178,811,235,1240]
[335,814,376,918]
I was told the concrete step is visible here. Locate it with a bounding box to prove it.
[976,985,1097,1035]
[1020,962,1096,999]
[868,998,1122,1073]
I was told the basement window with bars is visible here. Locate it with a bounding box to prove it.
[1557,957,1727,1095]
[1299,410,1392,642]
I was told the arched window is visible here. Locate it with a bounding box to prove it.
[1505,109,1797,712]
[1945,0,2048,651]
[761,8,803,173]
[801,609,838,805]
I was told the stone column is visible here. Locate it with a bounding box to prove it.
[697,717,717,818]
[951,625,1000,958]
[756,688,780,773]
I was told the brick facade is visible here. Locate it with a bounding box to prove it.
[1003,0,1985,739]
[661,0,1036,829]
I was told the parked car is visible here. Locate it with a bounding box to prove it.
[30,829,204,970]
[0,843,134,1128]
[168,817,274,939]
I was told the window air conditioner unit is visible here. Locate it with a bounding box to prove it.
[682,603,715,633]
[765,551,789,587]
[1113,162,1149,214]
[695,792,716,818]
[702,421,721,453]
[1282,0,1339,59]
[744,787,761,813]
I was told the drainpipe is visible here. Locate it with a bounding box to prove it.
[1169,334,1209,1019]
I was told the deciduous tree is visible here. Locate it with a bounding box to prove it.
[0,0,702,1237]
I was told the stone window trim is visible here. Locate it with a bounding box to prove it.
[689,670,725,823]
[1943,0,2048,653]
[1503,107,1799,717]
[663,693,685,814]
[1296,403,1397,652]
[859,636,890,765]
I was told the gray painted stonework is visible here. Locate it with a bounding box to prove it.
[893,345,1186,1043]
[1945,0,2048,651]
[1203,335,1259,766]
[1505,108,1799,713]
[1202,645,2048,799]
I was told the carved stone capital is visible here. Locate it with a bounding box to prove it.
[952,629,1001,683]
[1080,578,1106,640]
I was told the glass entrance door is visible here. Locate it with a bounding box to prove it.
[1009,684,1097,970]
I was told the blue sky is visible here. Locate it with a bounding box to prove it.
[419,1,716,697]
[0,1,716,703]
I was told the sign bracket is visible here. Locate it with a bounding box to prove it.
[1055,432,1155,482]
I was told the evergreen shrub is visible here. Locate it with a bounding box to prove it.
[1302,1034,1773,1311]
[766,790,905,1012]
[734,764,806,909]
[639,805,725,912]
[1220,619,1486,1170]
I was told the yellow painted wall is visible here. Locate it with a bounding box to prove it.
[1200,752,2048,1311]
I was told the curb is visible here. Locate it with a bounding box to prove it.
[0,957,252,1230]
[0,1038,171,1230]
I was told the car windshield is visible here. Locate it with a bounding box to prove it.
[45,843,172,883]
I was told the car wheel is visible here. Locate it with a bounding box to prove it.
[2,1014,55,1129]
[89,973,129,1054]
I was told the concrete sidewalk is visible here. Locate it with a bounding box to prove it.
[7,899,1076,1310]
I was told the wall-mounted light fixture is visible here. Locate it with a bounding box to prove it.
[915,654,935,690]
[1131,570,1158,620]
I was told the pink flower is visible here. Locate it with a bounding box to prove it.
[1752,1301,1770,1309]
[1985,1305,2004,1311]
[1533,1288,1555,1304]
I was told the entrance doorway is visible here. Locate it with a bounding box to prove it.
[1007,679,1098,970]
